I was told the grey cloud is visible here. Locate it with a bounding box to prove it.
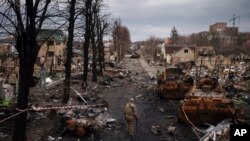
[105,0,250,41]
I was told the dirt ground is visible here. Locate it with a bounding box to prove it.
[46,58,197,141]
[1,58,198,141]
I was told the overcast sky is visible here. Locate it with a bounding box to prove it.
[104,0,250,42]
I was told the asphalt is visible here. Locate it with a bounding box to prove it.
[139,58,165,78]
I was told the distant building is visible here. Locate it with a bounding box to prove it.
[104,42,113,62]
[209,22,227,34]
[161,44,196,64]
[0,43,18,84]
[0,29,67,83]
[209,22,238,46]
[35,29,66,74]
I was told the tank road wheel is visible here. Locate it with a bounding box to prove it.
[76,126,86,136]
[66,119,77,131]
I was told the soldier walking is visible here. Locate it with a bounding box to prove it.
[124,97,138,135]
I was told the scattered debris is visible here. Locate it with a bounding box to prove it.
[70,87,87,104]
[167,126,176,135]
[0,132,8,139]
[47,136,56,141]
[158,106,165,113]
[0,84,14,107]
[131,52,140,59]
[135,94,144,101]
[46,77,53,84]
[151,125,162,135]
[200,118,231,141]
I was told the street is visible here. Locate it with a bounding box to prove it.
[52,57,197,141]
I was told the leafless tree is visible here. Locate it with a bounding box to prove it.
[96,16,110,75]
[119,26,131,57]
[188,31,210,46]
[82,0,92,86]
[143,36,163,61]
[112,18,121,62]
[80,0,110,84]
[90,0,99,82]
[112,19,131,62]
[0,0,67,140]
[63,0,77,103]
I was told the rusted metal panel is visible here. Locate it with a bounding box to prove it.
[155,67,193,100]
[177,87,238,125]
[156,82,192,100]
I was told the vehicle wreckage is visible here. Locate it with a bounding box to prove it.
[155,66,194,100]
[177,76,243,125]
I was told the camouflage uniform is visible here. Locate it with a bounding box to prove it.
[124,98,137,135]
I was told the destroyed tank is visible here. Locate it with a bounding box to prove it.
[155,67,193,100]
[178,94,236,125]
[177,76,239,125]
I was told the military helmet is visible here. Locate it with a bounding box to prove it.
[130,97,135,102]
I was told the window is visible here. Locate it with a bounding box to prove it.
[48,51,54,57]
[56,41,61,45]
[47,40,54,46]
[184,49,188,53]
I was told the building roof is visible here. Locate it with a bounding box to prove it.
[37,29,66,42]
[196,46,214,50]
[164,45,196,54]
[72,48,83,55]
[73,41,83,49]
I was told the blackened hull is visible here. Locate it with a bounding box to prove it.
[156,83,192,100]
[177,98,236,125]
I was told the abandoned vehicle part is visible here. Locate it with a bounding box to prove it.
[155,81,193,100]
[155,67,193,100]
[178,97,237,125]
[75,127,86,136]
[66,119,77,131]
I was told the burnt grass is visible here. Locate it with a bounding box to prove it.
[0,58,197,141]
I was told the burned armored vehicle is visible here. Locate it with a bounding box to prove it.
[177,76,241,125]
[155,66,194,100]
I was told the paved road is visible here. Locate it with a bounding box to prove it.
[139,58,166,80]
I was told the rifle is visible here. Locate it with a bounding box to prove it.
[135,115,138,128]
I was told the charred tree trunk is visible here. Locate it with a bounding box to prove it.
[91,39,97,82]
[13,57,35,141]
[97,39,104,75]
[82,0,92,86]
[12,0,51,139]
[49,57,54,76]
[97,42,102,75]
[0,0,52,140]
[13,35,38,141]
[96,19,103,75]
[63,0,76,104]
[97,19,108,74]
[101,43,105,71]
[91,7,97,82]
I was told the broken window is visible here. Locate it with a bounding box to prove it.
[48,51,54,57]
[184,49,188,53]
[56,41,61,45]
[47,40,54,46]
